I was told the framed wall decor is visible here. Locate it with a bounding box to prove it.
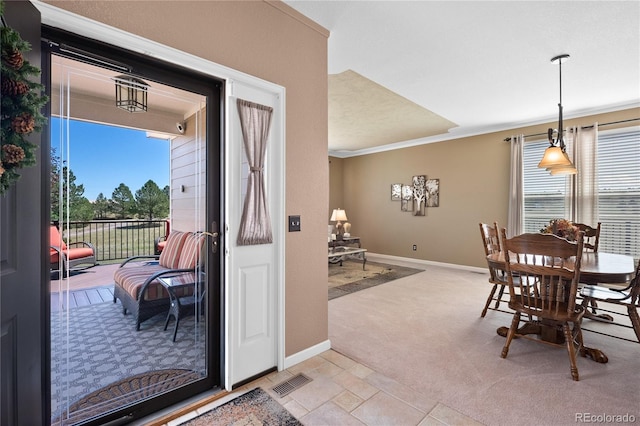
[426,179,439,207]
[391,183,402,201]
[412,175,426,216]
[401,184,413,211]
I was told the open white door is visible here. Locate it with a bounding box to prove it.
[226,81,285,388]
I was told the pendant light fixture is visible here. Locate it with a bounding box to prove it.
[537,54,577,175]
[113,75,149,113]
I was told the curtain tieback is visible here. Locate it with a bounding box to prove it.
[250,166,263,172]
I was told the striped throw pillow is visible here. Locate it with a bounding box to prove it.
[178,232,206,269]
[159,231,189,268]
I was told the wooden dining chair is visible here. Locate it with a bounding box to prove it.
[580,259,640,343]
[479,222,508,317]
[573,222,601,252]
[573,222,602,315]
[500,229,586,381]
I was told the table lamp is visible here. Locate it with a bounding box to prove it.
[330,208,348,238]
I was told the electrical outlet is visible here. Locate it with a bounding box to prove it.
[288,215,301,232]
[412,244,417,251]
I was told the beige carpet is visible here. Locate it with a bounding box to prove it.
[328,260,423,300]
[329,265,640,426]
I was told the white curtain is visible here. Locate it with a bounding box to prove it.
[507,134,524,238]
[236,98,274,245]
[567,123,598,226]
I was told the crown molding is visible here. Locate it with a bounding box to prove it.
[329,101,640,158]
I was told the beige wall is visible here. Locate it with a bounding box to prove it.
[328,157,344,223]
[332,108,640,269]
[44,0,330,356]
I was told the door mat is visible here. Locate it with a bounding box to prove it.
[54,368,201,425]
[329,260,423,300]
[181,387,301,425]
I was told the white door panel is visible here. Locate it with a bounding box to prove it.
[226,81,284,388]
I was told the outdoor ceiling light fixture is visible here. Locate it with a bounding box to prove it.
[537,54,577,175]
[113,75,149,113]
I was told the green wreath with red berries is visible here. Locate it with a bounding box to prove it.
[0,0,48,194]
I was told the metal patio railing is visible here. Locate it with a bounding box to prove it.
[54,219,169,263]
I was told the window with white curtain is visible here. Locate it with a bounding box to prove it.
[523,127,640,258]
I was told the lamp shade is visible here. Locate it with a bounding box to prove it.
[537,146,572,168]
[330,208,348,222]
[549,164,578,175]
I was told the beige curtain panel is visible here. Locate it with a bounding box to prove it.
[236,98,274,246]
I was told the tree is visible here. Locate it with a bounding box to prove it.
[111,183,135,219]
[93,192,109,219]
[50,162,93,222]
[135,179,169,219]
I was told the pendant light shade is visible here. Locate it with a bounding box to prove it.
[549,163,578,175]
[538,146,572,168]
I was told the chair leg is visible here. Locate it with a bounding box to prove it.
[494,284,506,310]
[164,312,172,331]
[172,317,180,342]
[627,305,640,343]
[481,284,498,317]
[563,323,580,381]
[501,312,520,358]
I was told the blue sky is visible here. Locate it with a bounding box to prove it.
[51,118,170,201]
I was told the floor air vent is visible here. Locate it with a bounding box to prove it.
[271,373,312,397]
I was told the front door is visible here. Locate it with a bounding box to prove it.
[0,2,46,425]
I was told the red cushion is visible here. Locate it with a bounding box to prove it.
[50,225,67,256]
[114,264,194,301]
[51,247,94,264]
[159,231,188,268]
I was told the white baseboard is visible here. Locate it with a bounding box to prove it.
[283,339,331,369]
[366,252,488,275]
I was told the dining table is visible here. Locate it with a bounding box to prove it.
[486,251,636,364]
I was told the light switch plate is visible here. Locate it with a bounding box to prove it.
[288,215,301,232]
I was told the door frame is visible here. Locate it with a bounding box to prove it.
[36,0,286,391]
[42,26,224,423]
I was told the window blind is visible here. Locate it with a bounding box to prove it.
[597,129,640,257]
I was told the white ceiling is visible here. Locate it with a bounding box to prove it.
[284,0,640,157]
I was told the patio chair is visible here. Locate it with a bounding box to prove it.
[154,220,171,255]
[113,230,206,330]
[50,224,97,276]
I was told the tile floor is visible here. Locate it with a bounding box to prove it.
[164,349,482,426]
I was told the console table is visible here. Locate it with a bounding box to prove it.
[329,236,361,248]
[328,246,367,270]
